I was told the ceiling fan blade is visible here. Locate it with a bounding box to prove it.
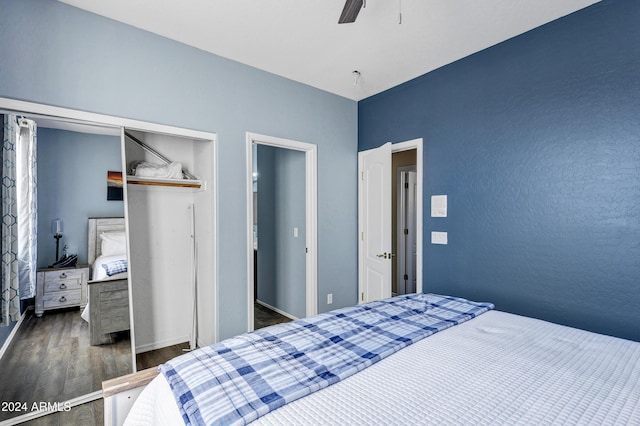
[339,0,364,24]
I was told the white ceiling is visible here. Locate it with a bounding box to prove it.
[58,0,599,101]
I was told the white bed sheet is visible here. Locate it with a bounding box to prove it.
[125,311,640,425]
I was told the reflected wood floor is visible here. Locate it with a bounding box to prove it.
[22,399,103,426]
[136,342,190,371]
[20,343,190,425]
[0,308,131,424]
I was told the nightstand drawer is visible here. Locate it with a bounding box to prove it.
[44,278,82,293]
[43,268,85,283]
[43,289,81,309]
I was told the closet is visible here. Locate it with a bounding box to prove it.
[123,129,215,365]
[0,95,217,423]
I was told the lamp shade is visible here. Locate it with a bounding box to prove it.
[51,218,64,235]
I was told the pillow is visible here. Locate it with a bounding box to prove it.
[92,254,127,280]
[101,258,128,277]
[100,232,127,256]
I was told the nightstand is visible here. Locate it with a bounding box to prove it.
[35,265,89,317]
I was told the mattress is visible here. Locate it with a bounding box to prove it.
[125,311,640,425]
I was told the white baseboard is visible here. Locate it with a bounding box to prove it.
[256,299,298,321]
[0,306,31,362]
[135,335,191,354]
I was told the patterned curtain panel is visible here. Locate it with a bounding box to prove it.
[1,115,37,327]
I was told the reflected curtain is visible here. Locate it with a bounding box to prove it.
[1,115,37,326]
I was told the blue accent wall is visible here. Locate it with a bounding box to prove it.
[256,145,306,319]
[359,0,640,341]
[0,0,357,340]
[37,128,124,268]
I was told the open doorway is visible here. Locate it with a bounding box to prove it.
[393,150,417,295]
[253,143,304,329]
[358,138,423,304]
[246,133,317,332]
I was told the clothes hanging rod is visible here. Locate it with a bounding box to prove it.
[125,131,198,180]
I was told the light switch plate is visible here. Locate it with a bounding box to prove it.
[431,195,447,217]
[431,231,448,245]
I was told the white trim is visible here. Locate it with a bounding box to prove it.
[357,152,365,303]
[0,97,214,141]
[246,132,318,332]
[246,137,253,331]
[0,306,31,361]
[211,138,220,344]
[119,128,138,374]
[255,299,298,321]
[1,390,103,426]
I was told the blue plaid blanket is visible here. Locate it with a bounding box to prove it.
[160,293,493,425]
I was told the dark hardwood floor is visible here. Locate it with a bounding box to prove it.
[254,302,292,329]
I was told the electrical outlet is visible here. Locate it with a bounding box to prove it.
[327,293,333,304]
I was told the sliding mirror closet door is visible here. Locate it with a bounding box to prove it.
[0,113,133,423]
[123,129,215,370]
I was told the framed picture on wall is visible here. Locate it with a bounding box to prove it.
[107,171,123,201]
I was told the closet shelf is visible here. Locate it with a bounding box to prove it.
[126,175,203,189]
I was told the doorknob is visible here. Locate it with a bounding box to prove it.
[376,253,388,259]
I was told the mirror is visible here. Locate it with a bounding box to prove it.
[0,101,216,423]
[0,113,133,423]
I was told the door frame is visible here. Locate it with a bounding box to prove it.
[358,138,423,301]
[245,132,318,332]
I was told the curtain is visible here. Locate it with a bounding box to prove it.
[1,114,37,326]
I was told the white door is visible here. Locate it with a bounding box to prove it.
[358,142,392,303]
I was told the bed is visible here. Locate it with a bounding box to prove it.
[85,217,131,346]
[117,293,640,425]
